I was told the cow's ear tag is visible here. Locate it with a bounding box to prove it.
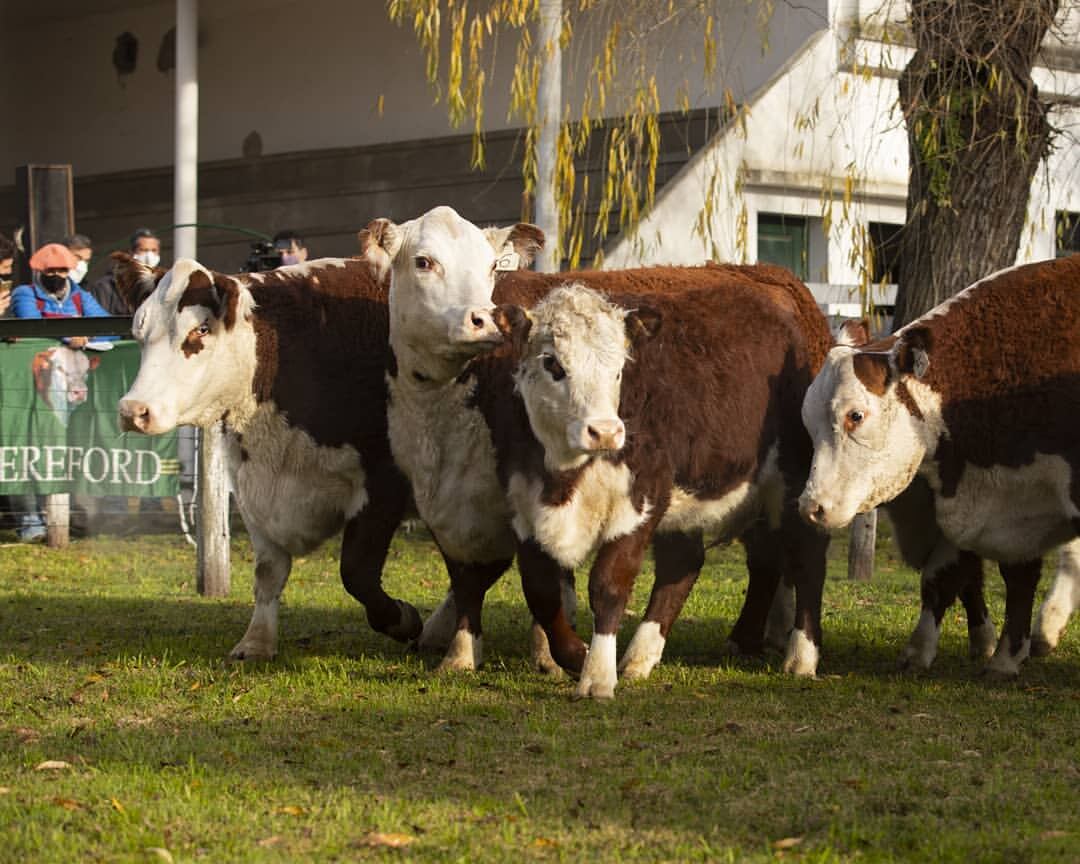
[912,348,930,379]
[495,247,521,272]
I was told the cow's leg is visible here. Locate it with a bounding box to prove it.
[531,572,577,677]
[780,509,829,676]
[580,527,652,699]
[339,490,422,643]
[765,579,796,653]
[619,530,703,680]
[958,559,996,661]
[416,590,459,653]
[900,544,990,669]
[727,522,784,657]
[437,557,511,672]
[518,538,587,675]
[1032,539,1080,656]
[230,527,291,661]
[985,558,1042,678]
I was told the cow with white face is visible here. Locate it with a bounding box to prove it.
[800,255,1080,676]
[119,254,427,661]
[365,207,828,686]
[496,283,830,697]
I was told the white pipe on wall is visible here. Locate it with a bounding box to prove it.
[174,0,198,261]
[535,0,562,273]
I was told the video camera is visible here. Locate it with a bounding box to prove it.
[242,239,282,273]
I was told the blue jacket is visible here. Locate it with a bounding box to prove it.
[11,280,117,342]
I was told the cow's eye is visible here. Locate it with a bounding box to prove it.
[844,409,866,433]
[414,255,433,271]
[542,354,566,381]
[195,321,211,337]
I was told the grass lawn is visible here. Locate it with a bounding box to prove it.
[1,523,1078,863]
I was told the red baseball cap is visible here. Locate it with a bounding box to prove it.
[29,243,78,271]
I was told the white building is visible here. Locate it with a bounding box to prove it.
[2,0,1079,305]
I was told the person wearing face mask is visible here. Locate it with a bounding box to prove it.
[272,230,309,267]
[64,233,94,288]
[0,232,15,318]
[11,242,113,339]
[89,227,163,314]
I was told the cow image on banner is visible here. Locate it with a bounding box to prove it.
[0,339,179,497]
[31,346,101,427]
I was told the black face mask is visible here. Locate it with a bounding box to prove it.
[40,274,67,295]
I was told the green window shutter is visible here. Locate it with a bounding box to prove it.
[757,215,807,280]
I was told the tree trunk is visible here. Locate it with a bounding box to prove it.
[893,0,1058,328]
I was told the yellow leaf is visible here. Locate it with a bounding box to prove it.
[0,787,11,795]
[111,797,126,813]
[531,837,558,848]
[35,760,72,771]
[145,848,174,863]
[773,836,804,850]
[258,835,284,848]
[275,805,307,816]
[354,832,415,849]
[188,681,201,692]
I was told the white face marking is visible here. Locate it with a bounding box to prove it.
[386,206,505,382]
[514,285,630,472]
[121,259,258,434]
[507,462,650,569]
[577,632,618,699]
[618,620,666,680]
[781,628,819,676]
[799,347,934,529]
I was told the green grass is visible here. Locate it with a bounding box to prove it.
[1,525,1078,863]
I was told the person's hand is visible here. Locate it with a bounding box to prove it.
[68,336,89,349]
[0,293,10,316]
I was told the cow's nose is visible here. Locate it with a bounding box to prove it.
[585,418,625,452]
[119,399,152,433]
[462,307,501,341]
[799,496,827,527]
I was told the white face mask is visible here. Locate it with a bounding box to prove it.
[134,251,160,269]
[71,260,89,283]
[281,252,302,266]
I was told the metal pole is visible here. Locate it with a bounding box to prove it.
[535,0,562,273]
[174,0,198,261]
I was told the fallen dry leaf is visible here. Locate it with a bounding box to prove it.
[257,835,284,848]
[35,760,72,771]
[52,797,83,811]
[110,797,126,813]
[14,727,40,744]
[274,805,308,817]
[1041,830,1070,839]
[531,837,559,848]
[144,848,174,863]
[772,836,804,850]
[0,787,11,795]
[353,832,415,849]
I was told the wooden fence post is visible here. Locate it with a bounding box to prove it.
[196,421,230,597]
[847,510,877,581]
[45,493,69,548]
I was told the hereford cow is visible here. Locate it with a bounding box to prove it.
[117,256,428,661]
[799,255,1080,675]
[33,346,101,426]
[362,205,833,697]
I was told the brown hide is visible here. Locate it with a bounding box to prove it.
[474,265,830,517]
[891,255,1080,499]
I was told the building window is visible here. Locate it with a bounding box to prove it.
[868,222,903,284]
[1056,212,1080,257]
[757,214,807,279]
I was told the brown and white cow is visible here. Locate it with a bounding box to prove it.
[490,284,830,697]
[117,256,427,660]
[800,255,1080,675]
[364,205,833,696]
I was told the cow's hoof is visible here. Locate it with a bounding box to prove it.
[618,621,664,681]
[530,625,565,678]
[1029,637,1053,658]
[575,635,616,699]
[781,629,819,677]
[722,637,764,658]
[228,641,276,662]
[897,642,935,671]
[415,594,457,653]
[383,601,423,643]
[573,678,615,700]
[981,664,1021,682]
[435,630,481,673]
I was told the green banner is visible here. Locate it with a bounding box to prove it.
[0,339,179,496]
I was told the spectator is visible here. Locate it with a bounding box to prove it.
[89,227,162,314]
[0,232,15,317]
[273,230,308,266]
[12,243,113,343]
[64,233,93,287]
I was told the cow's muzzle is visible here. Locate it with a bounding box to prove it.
[119,398,153,433]
[571,417,626,454]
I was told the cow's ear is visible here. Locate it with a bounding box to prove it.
[212,273,243,330]
[484,223,545,269]
[625,307,662,348]
[358,218,402,282]
[492,304,533,362]
[835,317,871,348]
[111,250,167,313]
[894,326,932,379]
